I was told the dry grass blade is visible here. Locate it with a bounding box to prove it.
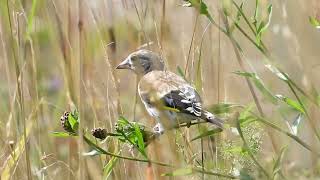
[1,99,43,179]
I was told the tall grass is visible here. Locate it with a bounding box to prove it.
[0,0,320,179]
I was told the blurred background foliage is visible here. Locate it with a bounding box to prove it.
[0,0,320,179]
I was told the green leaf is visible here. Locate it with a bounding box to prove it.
[186,0,213,21]
[309,16,320,29]
[68,113,79,131]
[51,132,75,137]
[291,113,303,135]
[82,149,103,156]
[234,71,278,104]
[162,168,193,176]
[265,64,314,107]
[83,136,105,154]
[103,154,119,178]
[275,95,305,114]
[257,4,273,35]
[72,109,79,120]
[118,116,130,126]
[191,128,223,141]
[134,124,147,157]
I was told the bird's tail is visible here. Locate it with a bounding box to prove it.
[201,110,224,129]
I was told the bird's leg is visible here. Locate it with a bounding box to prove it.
[153,123,165,135]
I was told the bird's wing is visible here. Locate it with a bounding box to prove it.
[138,71,202,118]
[161,87,202,117]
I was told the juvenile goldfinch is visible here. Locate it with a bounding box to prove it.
[116,49,223,134]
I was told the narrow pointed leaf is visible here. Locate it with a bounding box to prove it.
[276,95,305,114]
[257,4,273,34]
[103,155,119,178]
[51,132,75,137]
[134,124,147,157]
[68,113,78,131]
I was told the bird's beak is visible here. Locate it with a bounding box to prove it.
[116,58,131,69]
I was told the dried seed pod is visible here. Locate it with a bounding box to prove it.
[91,127,108,140]
[60,111,73,133]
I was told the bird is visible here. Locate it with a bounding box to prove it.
[116,49,223,134]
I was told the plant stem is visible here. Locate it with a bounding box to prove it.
[219,10,279,153]
[83,135,236,178]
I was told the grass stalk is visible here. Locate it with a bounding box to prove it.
[83,135,236,178]
[78,0,85,178]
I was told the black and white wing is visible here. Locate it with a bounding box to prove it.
[161,85,202,118]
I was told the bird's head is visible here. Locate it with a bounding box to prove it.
[116,49,165,75]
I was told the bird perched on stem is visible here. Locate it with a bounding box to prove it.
[116,49,223,134]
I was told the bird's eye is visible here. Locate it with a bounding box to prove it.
[130,56,137,62]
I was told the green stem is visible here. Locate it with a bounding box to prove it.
[192,168,237,179]
[83,135,169,167]
[83,135,237,178]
